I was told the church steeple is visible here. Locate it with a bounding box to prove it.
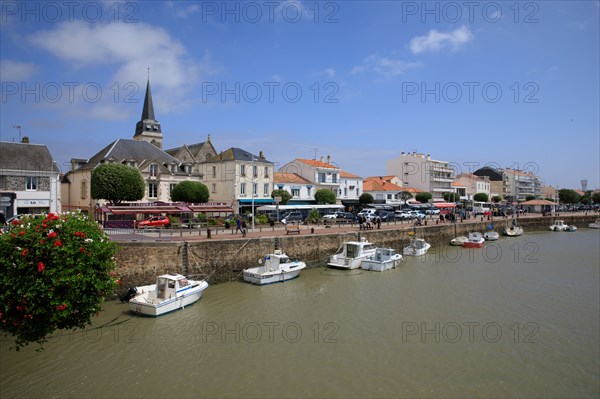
[133,77,163,149]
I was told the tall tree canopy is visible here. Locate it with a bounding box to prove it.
[91,163,144,204]
[473,193,489,202]
[271,189,292,205]
[359,193,374,204]
[415,192,432,204]
[314,189,336,204]
[170,181,209,203]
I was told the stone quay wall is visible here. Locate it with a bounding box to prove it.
[114,215,597,291]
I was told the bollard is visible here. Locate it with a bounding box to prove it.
[207,228,211,239]
[311,227,314,234]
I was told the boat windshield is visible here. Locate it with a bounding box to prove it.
[346,244,359,258]
[157,278,167,299]
[280,256,291,264]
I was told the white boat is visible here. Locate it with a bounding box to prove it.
[127,274,209,317]
[565,225,577,232]
[463,232,485,248]
[361,248,402,272]
[327,237,377,269]
[243,250,306,285]
[403,237,431,256]
[450,236,468,246]
[589,220,600,229]
[484,231,500,241]
[549,220,568,231]
[504,219,524,237]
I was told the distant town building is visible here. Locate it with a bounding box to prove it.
[474,166,542,202]
[0,137,61,218]
[473,166,504,199]
[201,148,274,214]
[337,170,363,208]
[279,156,341,200]
[363,176,403,205]
[452,173,491,201]
[61,79,213,212]
[273,172,314,204]
[386,152,455,201]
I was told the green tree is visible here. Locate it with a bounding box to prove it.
[580,196,590,205]
[400,191,413,202]
[359,193,374,204]
[492,195,502,203]
[307,209,321,223]
[170,181,209,203]
[0,212,119,350]
[314,189,336,204]
[525,195,536,201]
[271,189,292,205]
[558,189,580,204]
[415,192,432,204]
[592,192,600,204]
[473,193,489,202]
[443,192,460,202]
[91,163,144,204]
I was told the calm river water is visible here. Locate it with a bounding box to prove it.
[1,230,599,398]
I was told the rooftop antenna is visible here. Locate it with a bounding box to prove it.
[147,66,150,80]
[13,125,22,142]
[313,147,318,160]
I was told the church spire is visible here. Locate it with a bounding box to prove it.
[133,75,163,149]
[141,78,155,121]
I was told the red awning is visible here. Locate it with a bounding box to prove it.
[433,203,457,208]
[106,206,192,214]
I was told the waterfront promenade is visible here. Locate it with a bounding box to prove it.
[107,211,597,243]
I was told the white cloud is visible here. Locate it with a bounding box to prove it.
[166,1,200,18]
[351,55,421,77]
[409,25,473,54]
[26,21,215,118]
[0,60,39,81]
[324,67,336,78]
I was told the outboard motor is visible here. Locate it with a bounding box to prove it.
[120,287,137,302]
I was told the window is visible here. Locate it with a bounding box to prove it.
[26,176,38,191]
[212,166,216,178]
[264,183,269,196]
[150,164,158,177]
[264,166,269,178]
[212,183,217,193]
[307,187,312,196]
[253,183,257,197]
[291,188,300,197]
[253,165,258,178]
[240,183,246,196]
[149,183,158,198]
[332,174,338,183]
[81,181,87,199]
[344,188,348,197]
[240,165,246,176]
[318,173,326,183]
[129,161,136,168]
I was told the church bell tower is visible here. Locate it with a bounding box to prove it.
[133,78,163,149]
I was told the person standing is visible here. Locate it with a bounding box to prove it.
[235,217,242,234]
[241,220,247,237]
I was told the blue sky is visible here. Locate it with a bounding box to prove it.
[1,1,599,190]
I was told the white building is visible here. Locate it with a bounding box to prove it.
[387,152,455,201]
[337,170,363,207]
[0,138,61,218]
[452,173,491,201]
[273,172,314,204]
[279,156,341,199]
[363,176,403,205]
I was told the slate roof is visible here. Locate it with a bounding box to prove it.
[207,148,272,164]
[166,142,207,158]
[76,139,181,171]
[0,141,60,172]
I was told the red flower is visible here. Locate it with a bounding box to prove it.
[53,240,62,247]
[117,279,121,285]
[48,231,57,239]
[11,219,20,225]
[19,231,25,236]
[21,249,28,257]
[80,247,85,253]
[40,239,45,244]
[38,262,45,272]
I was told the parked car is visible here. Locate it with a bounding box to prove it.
[136,216,171,229]
[281,212,304,224]
[425,207,440,215]
[322,212,342,220]
[394,211,412,220]
[335,212,358,223]
[357,208,377,221]
[379,211,398,221]
[407,211,426,220]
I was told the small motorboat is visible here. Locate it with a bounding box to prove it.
[361,248,402,272]
[450,236,468,246]
[565,225,577,232]
[127,273,209,317]
[403,237,431,257]
[327,237,377,269]
[462,232,485,248]
[549,220,568,231]
[589,220,600,229]
[484,231,500,241]
[504,219,524,237]
[243,250,306,285]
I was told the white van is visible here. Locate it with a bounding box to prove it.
[357,208,377,220]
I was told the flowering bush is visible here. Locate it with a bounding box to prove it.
[0,212,119,350]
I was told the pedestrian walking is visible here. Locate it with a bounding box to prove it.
[241,220,247,237]
[235,217,242,234]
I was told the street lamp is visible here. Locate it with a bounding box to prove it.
[251,156,256,233]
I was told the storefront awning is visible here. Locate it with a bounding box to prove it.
[433,202,457,208]
[238,199,274,204]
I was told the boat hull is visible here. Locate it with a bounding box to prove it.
[503,227,523,236]
[450,237,467,246]
[361,257,401,272]
[484,232,499,241]
[128,281,208,317]
[243,269,302,285]
[588,223,600,229]
[462,240,484,248]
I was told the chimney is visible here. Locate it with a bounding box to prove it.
[320,156,324,162]
[327,155,331,164]
[401,152,405,155]
[21,136,30,144]
[426,154,431,161]
[259,150,264,159]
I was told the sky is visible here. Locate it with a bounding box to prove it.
[1,0,599,191]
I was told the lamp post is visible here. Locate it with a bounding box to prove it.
[251,156,256,233]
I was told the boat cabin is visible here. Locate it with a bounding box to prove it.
[372,248,397,262]
[334,240,376,259]
[263,250,295,271]
[156,274,191,300]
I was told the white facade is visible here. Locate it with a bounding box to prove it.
[273,172,315,203]
[279,157,341,197]
[387,152,455,201]
[452,173,491,201]
[337,172,362,201]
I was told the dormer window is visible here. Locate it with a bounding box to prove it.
[150,164,158,177]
